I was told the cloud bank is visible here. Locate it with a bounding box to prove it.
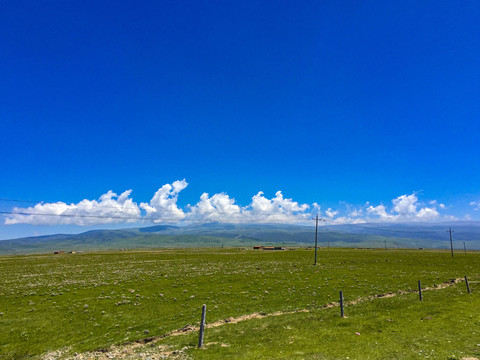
[3,180,456,226]
[4,190,141,226]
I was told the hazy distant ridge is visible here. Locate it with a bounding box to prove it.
[1,222,479,255]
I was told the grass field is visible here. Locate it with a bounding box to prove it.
[0,248,479,359]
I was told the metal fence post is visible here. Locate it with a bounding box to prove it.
[465,276,471,294]
[340,291,344,317]
[418,280,422,301]
[198,304,206,348]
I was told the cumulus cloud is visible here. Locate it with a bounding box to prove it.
[244,191,310,223]
[366,193,439,222]
[392,194,418,215]
[367,204,397,221]
[4,190,140,225]
[140,180,188,222]
[187,192,242,222]
[325,208,338,218]
[349,208,363,217]
[416,207,440,220]
[3,181,452,226]
[470,201,480,210]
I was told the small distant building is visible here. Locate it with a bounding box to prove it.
[253,246,285,250]
[53,251,65,254]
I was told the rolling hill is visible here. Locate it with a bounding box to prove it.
[1,222,479,255]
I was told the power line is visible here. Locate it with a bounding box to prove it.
[0,198,148,212]
[0,210,320,224]
[0,198,226,217]
[0,207,462,230]
[0,198,461,230]
[0,198,324,222]
[0,198,40,204]
[0,198,320,218]
[0,211,148,221]
[333,223,449,234]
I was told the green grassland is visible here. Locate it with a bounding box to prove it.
[155,285,480,359]
[0,248,479,359]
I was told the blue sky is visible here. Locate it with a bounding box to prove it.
[1,1,480,239]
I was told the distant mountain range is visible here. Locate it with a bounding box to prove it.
[1,221,479,255]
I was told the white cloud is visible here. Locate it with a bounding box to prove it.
[4,182,314,226]
[442,214,458,221]
[365,193,439,222]
[349,208,363,217]
[429,200,446,209]
[187,192,242,222]
[470,201,480,210]
[4,190,140,225]
[186,190,312,224]
[3,181,455,227]
[392,194,418,215]
[367,204,397,221]
[245,191,310,223]
[140,180,188,222]
[416,207,439,220]
[329,216,366,224]
[325,208,338,218]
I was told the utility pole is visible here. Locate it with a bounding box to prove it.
[447,228,454,258]
[313,214,325,265]
[314,214,318,265]
[464,241,467,255]
[384,240,387,251]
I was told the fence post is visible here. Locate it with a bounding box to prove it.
[418,280,422,301]
[198,304,206,348]
[465,276,471,294]
[340,291,344,317]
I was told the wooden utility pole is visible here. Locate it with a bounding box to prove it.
[447,228,454,258]
[313,214,325,265]
[314,214,318,265]
[384,240,387,251]
[464,241,467,255]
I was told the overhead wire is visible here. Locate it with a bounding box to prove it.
[0,210,319,225]
[0,198,151,212]
[332,223,450,234]
[0,198,459,231]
